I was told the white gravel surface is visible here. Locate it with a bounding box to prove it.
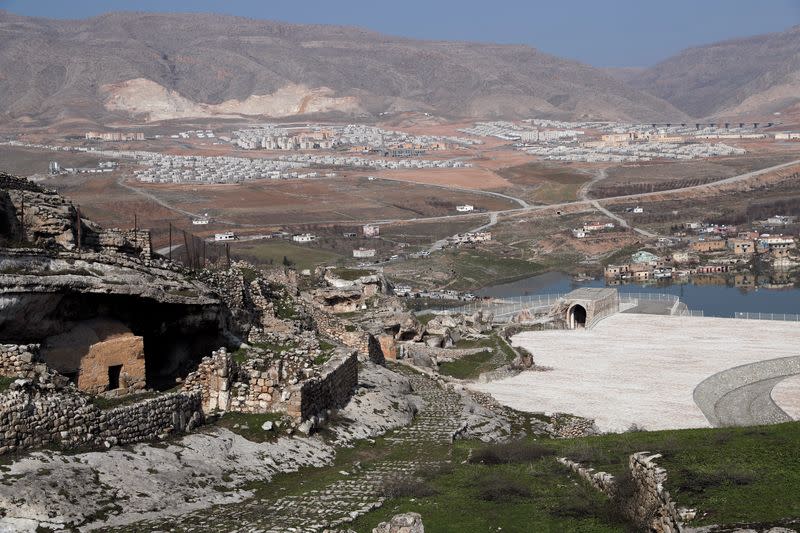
[772,373,800,419]
[471,314,800,432]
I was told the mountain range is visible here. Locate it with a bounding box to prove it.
[0,11,797,126]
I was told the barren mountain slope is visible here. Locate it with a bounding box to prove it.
[0,10,687,124]
[631,25,800,118]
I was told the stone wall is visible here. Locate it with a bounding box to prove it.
[185,346,358,425]
[558,452,683,532]
[83,228,153,259]
[0,380,203,455]
[309,306,384,364]
[289,351,358,421]
[0,343,44,378]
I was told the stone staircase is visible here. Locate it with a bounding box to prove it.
[108,371,467,532]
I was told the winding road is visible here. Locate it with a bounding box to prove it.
[120,157,800,244]
[693,356,800,427]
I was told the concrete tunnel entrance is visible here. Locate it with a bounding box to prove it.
[568,304,587,329]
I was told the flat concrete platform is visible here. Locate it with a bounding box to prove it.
[471,314,800,432]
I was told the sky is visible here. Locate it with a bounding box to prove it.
[2,0,799,67]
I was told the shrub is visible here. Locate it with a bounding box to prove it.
[475,472,532,502]
[381,476,437,499]
[468,440,555,465]
[562,441,612,465]
[416,462,454,481]
[550,484,607,519]
[675,466,757,494]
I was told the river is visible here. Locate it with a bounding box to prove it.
[476,272,800,317]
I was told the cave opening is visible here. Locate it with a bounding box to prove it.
[1,292,228,392]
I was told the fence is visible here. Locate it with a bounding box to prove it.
[417,291,725,323]
[733,312,800,322]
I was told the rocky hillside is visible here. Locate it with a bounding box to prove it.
[0,10,686,124]
[630,25,800,119]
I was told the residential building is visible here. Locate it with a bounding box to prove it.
[363,225,380,238]
[292,233,316,243]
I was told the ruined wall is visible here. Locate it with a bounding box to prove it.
[185,346,358,423]
[83,228,153,258]
[309,307,384,364]
[290,351,358,421]
[0,343,44,379]
[0,380,203,455]
[558,452,683,533]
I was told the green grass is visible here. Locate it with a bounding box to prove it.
[351,423,800,531]
[351,444,624,533]
[234,340,297,363]
[551,422,800,527]
[91,390,170,410]
[0,376,15,393]
[438,333,517,379]
[438,350,494,379]
[232,240,342,271]
[447,250,545,291]
[415,313,436,326]
[215,412,286,443]
[314,340,336,365]
[333,268,372,281]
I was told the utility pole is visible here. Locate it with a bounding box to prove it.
[133,213,138,249]
[76,206,82,257]
[168,222,172,261]
[226,243,230,268]
[182,230,191,269]
[18,193,24,244]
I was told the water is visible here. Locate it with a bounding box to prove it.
[476,272,800,318]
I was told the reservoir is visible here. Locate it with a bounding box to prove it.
[476,272,800,318]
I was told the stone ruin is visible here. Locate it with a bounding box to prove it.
[0,174,365,454]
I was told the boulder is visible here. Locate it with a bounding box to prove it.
[373,512,424,533]
[424,335,443,348]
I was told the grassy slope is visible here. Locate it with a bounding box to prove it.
[438,334,517,380]
[351,448,624,533]
[350,422,800,531]
[554,422,800,527]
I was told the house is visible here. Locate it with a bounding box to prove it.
[352,248,376,258]
[604,264,631,278]
[582,222,606,232]
[631,251,661,265]
[572,229,586,238]
[214,232,236,241]
[292,233,316,243]
[632,206,644,214]
[689,238,727,253]
[456,205,474,212]
[363,225,380,238]
[728,238,755,255]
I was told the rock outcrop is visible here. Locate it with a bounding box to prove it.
[373,512,425,533]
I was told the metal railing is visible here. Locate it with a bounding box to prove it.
[733,312,800,322]
[418,290,720,322]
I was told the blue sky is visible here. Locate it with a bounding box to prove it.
[2,0,798,67]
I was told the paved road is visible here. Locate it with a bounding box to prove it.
[120,157,800,238]
[693,355,800,427]
[591,200,657,237]
[372,175,530,208]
